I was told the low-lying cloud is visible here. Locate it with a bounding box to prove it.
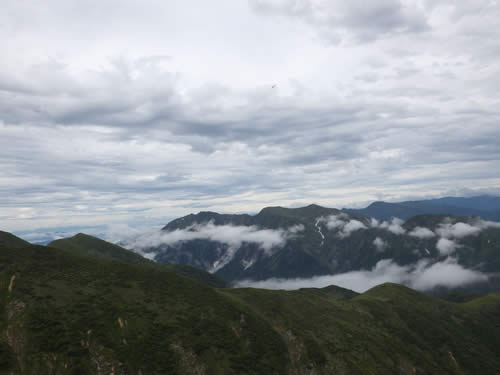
[373,237,388,252]
[436,219,500,239]
[436,238,461,256]
[408,226,435,239]
[235,257,489,293]
[371,217,406,235]
[433,218,500,255]
[122,221,304,256]
[318,214,367,238]
[436,222,482,239]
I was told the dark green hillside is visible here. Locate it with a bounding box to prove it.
[163,263,228,288]
[0,235,286,374]
[49,233,152,265]
[2,231,500,374]
[224,284,500,374]
[0,231,30,248]
[49,233,228,288]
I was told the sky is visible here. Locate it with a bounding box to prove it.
[2,0,500,239]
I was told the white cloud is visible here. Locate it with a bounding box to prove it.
[410,257,488,291]
[236,257,488,293]
[122,221,304,271]
[370,217,406,235]
[436,237,461,256]
[341,220,367,238]
[436,221,482,239]
[434,219,500,246]
[373,237,388,252]
[321,213,349,230]
[319,214,367,238]
[408,226,435,239]
[124,221,302,253]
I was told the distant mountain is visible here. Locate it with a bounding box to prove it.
[2,230,500,374]
[345,195,500,221]
[49,233,228,288]
[123,204,500,293]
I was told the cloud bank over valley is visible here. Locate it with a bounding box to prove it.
[236,257,489,293]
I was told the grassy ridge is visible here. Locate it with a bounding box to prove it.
[1,238,286,374]
[49,233,228,288]
[1,231,500,374]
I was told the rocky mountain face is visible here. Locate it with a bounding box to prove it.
[122,205,500,290]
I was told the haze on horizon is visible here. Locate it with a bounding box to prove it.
[2,0,500,239]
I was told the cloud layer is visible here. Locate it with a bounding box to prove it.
[122,221,303,270]
[236,257,489,293]
[318,214,367,238]
[1,0,500,233]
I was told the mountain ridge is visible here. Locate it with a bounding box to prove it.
[122,204,500,295]
[2,230,500,373]
[345,195,500,221]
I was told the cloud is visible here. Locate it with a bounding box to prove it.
[236,257,488,293]
[121,221,304,271]
[436,238,461,256]
[410,257,488,291]
[373,237,388,252]
[319,214,367,238]
[408,226,436,239]
[248,0,430,44]
[436,219,500,240]
[1,0,500,234]
[436,221,482,239]
[370,217,406,235]
[124,221,303,252]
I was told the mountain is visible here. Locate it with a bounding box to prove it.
[49,233,153,265]
[123,205,500,292]
[2,230,500,374]
[49,233,228,288]
[0,231,30,248]
[345,195,500,221]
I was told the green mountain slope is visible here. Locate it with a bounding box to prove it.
[49,233,228,288]
[49,233,152,265]
[0,231,30,249]
[1,231,500,374]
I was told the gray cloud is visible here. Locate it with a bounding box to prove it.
[236,257,488,292]
[1,0,500,233]
[249,0,429,44]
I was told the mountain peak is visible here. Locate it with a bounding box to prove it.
[0,230,30,248]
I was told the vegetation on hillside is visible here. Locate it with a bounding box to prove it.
[1,231,500,374]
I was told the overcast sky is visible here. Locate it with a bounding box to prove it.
[2,0,500,236]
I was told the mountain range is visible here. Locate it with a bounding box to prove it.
[121,202,500,295]
[1,230,500,374]
[345,195,500,221]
